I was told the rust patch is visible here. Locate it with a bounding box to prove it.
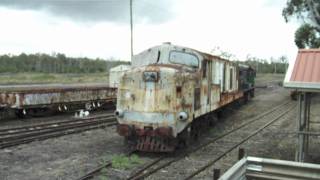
[218,91,243,107]
[194,88,201,110]
[203,85,208,95]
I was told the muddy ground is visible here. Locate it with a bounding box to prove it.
[0,73,319,180]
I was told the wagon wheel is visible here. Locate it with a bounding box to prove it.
[15,109,26,118]
[29,108,50,117]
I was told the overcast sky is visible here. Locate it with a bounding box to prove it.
[0,0,299,62]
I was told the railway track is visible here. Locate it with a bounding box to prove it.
[76,150,136,180]
[0,114,117,149]
[126,100,295,180]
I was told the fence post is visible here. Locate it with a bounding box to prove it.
[238,148,245,160]
[213,168,220,180]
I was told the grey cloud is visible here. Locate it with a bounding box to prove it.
[0,0,175,23]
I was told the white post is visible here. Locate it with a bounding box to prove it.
[130,0,133,60]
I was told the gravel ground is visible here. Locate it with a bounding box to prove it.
[0,126,126,180]
[1,74,319,180]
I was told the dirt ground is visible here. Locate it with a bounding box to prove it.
[0,73,319,180]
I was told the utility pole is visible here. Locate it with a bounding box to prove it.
[130,0,133,60]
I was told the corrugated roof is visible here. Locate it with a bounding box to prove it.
[284,49,320,92]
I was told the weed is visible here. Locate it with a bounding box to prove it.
[111,154,144,170]
[111,155,131,169]
[130,154,144,164]
[98,175,108,180]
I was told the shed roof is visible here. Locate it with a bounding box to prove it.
[284,49,320,92]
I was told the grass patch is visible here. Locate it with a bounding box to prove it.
[0,72,109,85]
[98,175,108,180]
[111,154,144,170]
[130,154,144,164]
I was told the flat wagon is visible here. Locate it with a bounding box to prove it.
[0,83,116,117]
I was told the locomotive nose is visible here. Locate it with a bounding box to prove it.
[114,109,124,118]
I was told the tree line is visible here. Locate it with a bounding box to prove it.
[0,53,130,73]
[212,47,289,74]
[237,56,289,74]
[0,52,288,74]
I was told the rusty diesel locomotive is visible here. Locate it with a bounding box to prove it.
[115,43,255,152]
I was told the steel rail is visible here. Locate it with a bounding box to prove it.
[183,105,295,179]
[76,151,136,180]
[127,155,167,180]
[0,113,114,134]
[126,100,293,180]
[0,121,117,149]
[0,117,115,141]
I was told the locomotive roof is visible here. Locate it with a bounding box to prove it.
[137,43,233,64]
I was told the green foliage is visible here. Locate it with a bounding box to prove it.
[112,155,131,169]
[111,154,144,170]
[98,175,108,180]
[0,53,130,73]
[130,154,144,164]
[282,0,309,22]
[235,56,289,74]
[283,0,320,48]
[295,24,320,48]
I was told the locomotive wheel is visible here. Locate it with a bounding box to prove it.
[124,136,137,149]
[208,113,218,127]
[249,89,255,98]
[244,92,249,104]
[177,127,192,149]
[191,121,200,140]
[178,113,219,149]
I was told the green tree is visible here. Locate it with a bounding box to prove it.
[283,0,320,48]
[0,53,130,74]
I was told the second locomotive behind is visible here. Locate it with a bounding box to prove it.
[115,43,255,152]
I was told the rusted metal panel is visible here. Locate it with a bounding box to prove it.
[284,49,320,91]
[0,83,116,108]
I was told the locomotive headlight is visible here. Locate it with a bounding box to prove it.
[114,109,124,118]
[178,112,188,121]
[143,71,158,82]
